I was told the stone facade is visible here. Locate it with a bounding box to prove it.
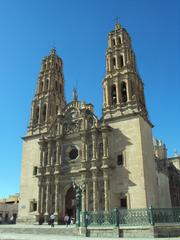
[153,139,180,207]
[18,23,176,224]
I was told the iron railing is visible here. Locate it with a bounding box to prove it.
[80,207,180,227]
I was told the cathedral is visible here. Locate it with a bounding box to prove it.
[18,23,180,223]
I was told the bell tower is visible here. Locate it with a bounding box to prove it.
[28,49,66,136]
[103,23,148,122]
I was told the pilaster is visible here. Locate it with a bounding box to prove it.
[92,171,99,211]
[44,179,50,222]
[54,176,59,223]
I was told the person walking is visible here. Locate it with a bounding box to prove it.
[10,215,14,224]
[64,214,69,227]
[50,213,55,227]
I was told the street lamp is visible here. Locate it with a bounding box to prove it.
[72,179,86,227]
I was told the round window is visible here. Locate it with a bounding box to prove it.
[69,147,78,160]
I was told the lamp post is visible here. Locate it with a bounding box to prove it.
[72,179,86,227]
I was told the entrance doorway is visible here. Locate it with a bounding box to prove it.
[120,196,127,208]
[65,186,76,219]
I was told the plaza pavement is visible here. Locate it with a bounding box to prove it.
[0,225,179,240]
[0,233,179,240]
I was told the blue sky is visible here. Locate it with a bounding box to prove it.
[0,0,179,198]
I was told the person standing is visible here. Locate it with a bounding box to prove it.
[50,213,55,227]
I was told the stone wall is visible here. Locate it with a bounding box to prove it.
[18,136,39,222]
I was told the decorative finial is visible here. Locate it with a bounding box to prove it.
[72,88,78,101]
[114,17,121,30]
[50,48,56,55]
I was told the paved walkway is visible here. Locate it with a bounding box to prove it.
[1,234,180,240]
[0,234,179,240]
[0,225,179,240]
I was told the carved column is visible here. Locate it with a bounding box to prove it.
[39,145,44,167]
[38,182,42,214]
[92,172,98,211]
[108,56,111,72]
[43,149,48,167]
[92,133,97,160]
[58,188,62,221]
[127,79,132,101]
[126,80,130,102]
[40,184,44,215]
[102,132,107,159]
[55,141,59,165]
[46,101,49,122]
[36,181,42,223]
[59,124,63,135]
[81,135,86,161]
[81,187,86,212]
[115,82,120,104]
[55,141,61,174]
[85,143,88,161]
[80,134,87,170]
[86,182,89,211]
[102,129,109,169]
[29,101,35,127]
[54,177,59,223]
[47,142,52,166]
[103,171,109,211]
[38,100,42,124]
[119,81,122,103]
[105,83,109,107]
[103,87,106,108]
[44,179,50,222]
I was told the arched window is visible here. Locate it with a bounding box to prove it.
[112,57,116,69]
[34,106,39,124]
[44,151,48,166]
[112,39,116,46]
[120,195,127,208]
[53,149,56,165]
[39,81,43,92]
[46,79,49,90]
[59,84,62,93]
[120,55,124,68]
[121,82,127,103]
[99,143,103,159]
[55,124,58,133]
[56,105,58,115]
[43,64,46,71]
[118,36,121,45]
[55,81,58,91]
[42,104,47,122]
[88,144,93,159]
[111,84,117,105]
[117,154,123,166]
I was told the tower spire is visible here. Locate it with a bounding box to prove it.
[102,23,149,123]
[28,49,66,135]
